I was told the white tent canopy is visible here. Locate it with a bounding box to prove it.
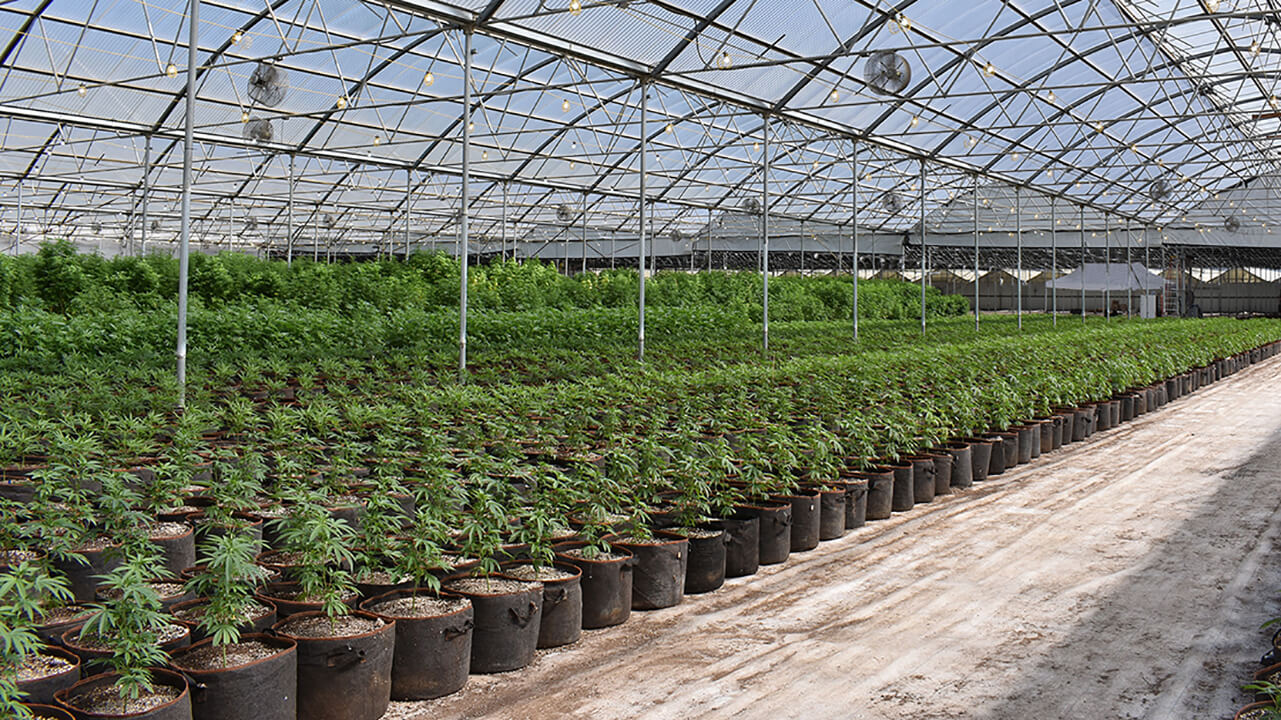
[1045,263,1164,292]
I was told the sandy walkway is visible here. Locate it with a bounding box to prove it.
[390,353,1281,720]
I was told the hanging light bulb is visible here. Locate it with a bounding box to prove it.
[1046,90,1056,102]
[1012,152,1021,161]
[562,98,571,112]
[241,111,250,123]
[482,150,489,160]
[337,95,348,110]
[665,123,673,134]
[77,84,86,97]
[753,141,760,151]
[1270,95,1279,109]
[166,63,179,78]
[373,135,382,146]
[569,0,582,15]
[719,51,733,69]
[983,62,996,77]
[1095,121,1105,132]
[1251,40,1262,55]
[232,30,243,44]
[1204,0,1220,12]
[910,115,919,128]
[468,121,475,132]
[898,13,912,32]
[830,88,840,102]
[424,71,435,87]
[569,160,576,168]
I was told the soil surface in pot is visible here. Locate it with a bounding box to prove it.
[146,522,191,539]
[277,613,384,638]
[445,578,541,595]
[73,622,187,651]
[557,547,626,561]
[170,639,281,670]
[502,566,576,581]
[66,683,182,715]
[16,652,74,681]
[365,596,469,618]
[171,600,274,625]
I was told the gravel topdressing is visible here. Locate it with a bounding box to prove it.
[503,565,577,581]
[171,639,283,671]
[445,577,542,595]
[365,596,470,618]
[277,614,385,638]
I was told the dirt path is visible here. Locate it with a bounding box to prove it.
[388,355,1281,720]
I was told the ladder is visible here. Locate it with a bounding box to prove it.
[1163,254,1180,317]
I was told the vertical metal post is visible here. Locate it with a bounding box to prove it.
[638,81,648,361]
[176,0,199,409]
[313,204,319,262]
[459,28,472,376]
[1104,215,1110,320]
[919,159,926,334]
[14,180,22,254]
[973,173,979,330]
[1125,222,1132,318]
[286,154,294,265]
[581,191,587,274]
[852,141,859,341]
[800,220,805,274]
[404,170,411,260]
[1144,226,1150,318]
[1015,185,1022,330]
[140,136,150,256]
[500,181,507,262]
[1080,205,1086,322]
[761,115,770,354]
[1050,198,1056,325]
[706,208,712,272]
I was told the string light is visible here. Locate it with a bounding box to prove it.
[77,84,86,97]
[424,71,435,87]
[910,115,919,128]
[753,141,760,151]
[241,111,250,123]
[232,31,243,44]
[665,123,673,134]
[569,0,582,15]
[1046,90,1056,102]
[830,88,839,102]
[1251,40,1262,56]
[562,98,571,112]
[716,51,733,70]
[984,62,996,77]
[482,150,489,160]
[166,63,178,79]
[1204,0,1221,12]
[337,96,348,110]
[373,135,382,146]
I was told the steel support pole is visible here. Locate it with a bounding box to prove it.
[973,173,980,331]
[176,0,199,409]
[581,191,587,275]
[706,208,712,272]
[404,170,411,260]
[638,82,648,361]
[140,136,150,256]
[14,180,22,255]
[761,115,770,355]
[500,181,507,262]
[919,159,926,335]
[1015,185,1022,330]
[1144,226,1150,318]
[852,141,859,341]
[1080,206,1086,323]
[459,27,472,376]
[286,154,294,265]
[799,220,805,275]
[1050,199,1056,326]
[1126,222,1132,318]
[1104,216,1110,321]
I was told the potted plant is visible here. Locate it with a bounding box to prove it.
[0,562,78,714]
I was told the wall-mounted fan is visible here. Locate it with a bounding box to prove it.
[1149,178,1170,200]
[245,217,258,232]
[91,221,102,234]
[243,117,273,145]
[1224,215,1242,232]
[864,50,912,96]
[741,197,761,215]
[883,192,904,215]
[150,219,161,232]
[247,61,288,107]
[556,203,575,223]
[323,213,337,228]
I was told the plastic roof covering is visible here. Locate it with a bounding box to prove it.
[0,0,1278,255]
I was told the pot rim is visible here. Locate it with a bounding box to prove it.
[271,609,394,641]
[54,668,190,719]
[168,632,297,675]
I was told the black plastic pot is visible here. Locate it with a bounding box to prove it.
[998,432,1019,469]
[752,502,792,564]
[1073,406,1093,441]
[712,510,759,577]
[946,443,972,489]
[358,589,472,700]
[1119,395,1135,422]
[1054,409,1074,446]
[168,634,296,720]
[816,488,846,541]
[610,533,688,610]
[553,542,632,629]
[498,564,583,648]
[906,456,935,504]
[55,669,191,720]
[842,478,868,529]
[1013,426,1034,464]
[888,462,914,511]
[677,529,726,594]
[17,646,80,706]
[777,491,820,552]
[443,575,542,673]
[272,610,394,720]
[860,469,894,520]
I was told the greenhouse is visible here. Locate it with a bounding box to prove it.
[1,0,1280,718]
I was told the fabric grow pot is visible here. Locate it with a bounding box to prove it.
[712,510,759,578]
[946,443,972,488]
[859,469,894,520]
[906,456,935,504]
[964,439,992,482]
[816,488,846,540]
[670,528,725,595]
[842,478,868,529]
[55,669,191,720]
[17,646,81,706]
[499,563,583,648]
[888,462,914,511]
[609,533,688,610]
[23,704,75,719]
[751,502,792,564]
[272,611,394,720]
[553,542,632,629]
[1073,406,1093,441]
[149,524,195,580]
[984,436,1008,477]
[170,599,277,644]
[929,452,953,496]
[168,634,296,720]
[443,575,542,673]
[1015,426,1036,464]
[358,589,472,700]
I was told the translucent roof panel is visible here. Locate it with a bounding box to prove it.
[0,0,1277,250]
